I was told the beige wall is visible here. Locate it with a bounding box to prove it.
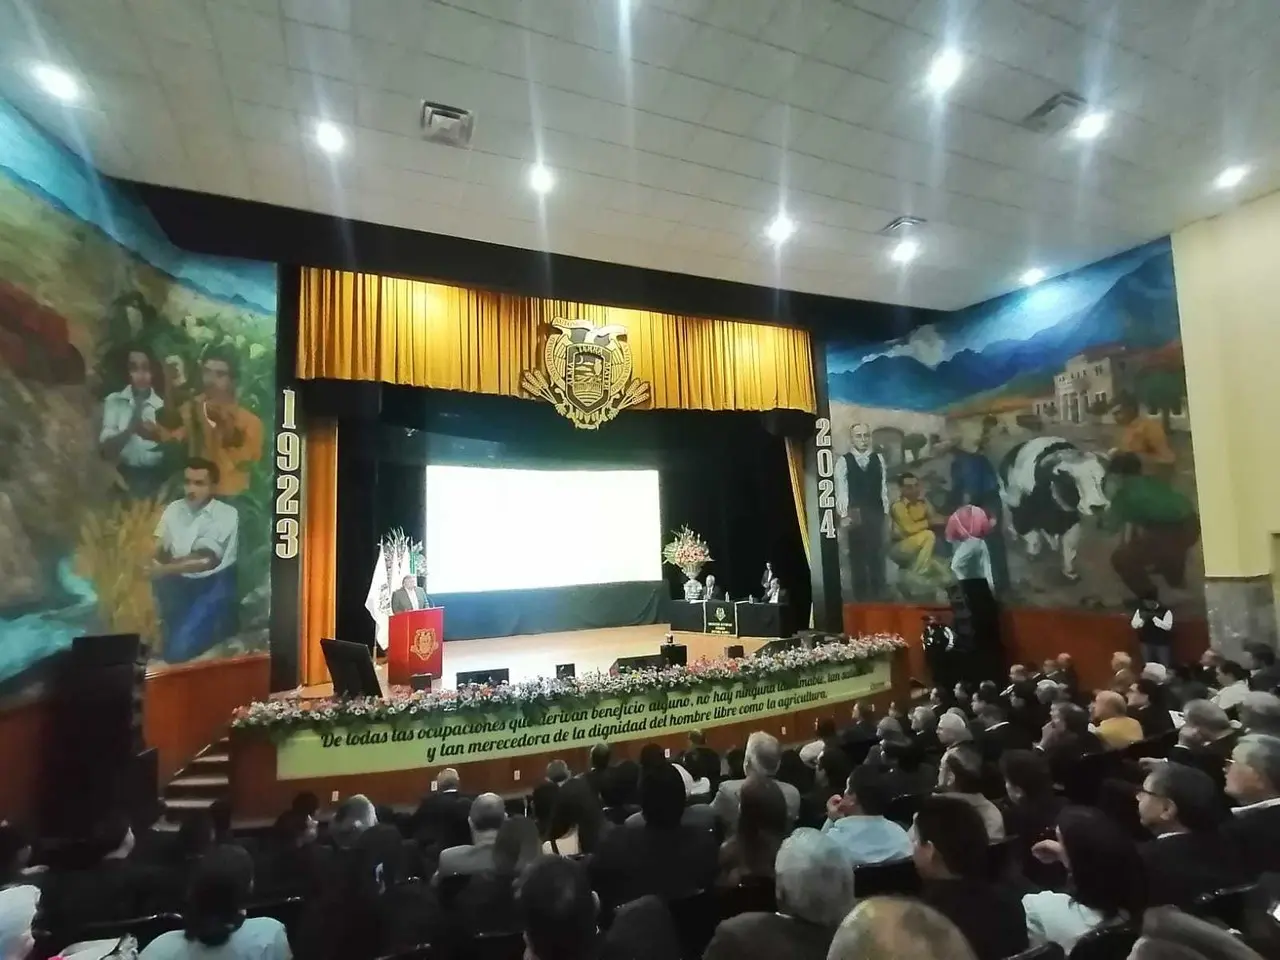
[1173,188,1280,577]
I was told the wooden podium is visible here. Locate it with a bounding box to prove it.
[387,607,444,686]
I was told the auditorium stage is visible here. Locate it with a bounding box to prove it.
[294,625,769,697]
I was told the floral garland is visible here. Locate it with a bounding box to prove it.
[232,633,905,736]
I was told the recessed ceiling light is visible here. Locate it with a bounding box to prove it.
[314,121,346,154]
[31,63,80,103]
[925,49,964,94]
[1214,165,1250,190]
[891,238,920,264]
[1071,110,1109,140]
[1021,267,1047,287]
[528,164,555,195]
[764,213,795,245]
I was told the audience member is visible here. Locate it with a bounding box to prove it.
[638,743,666,770]
[140,845,288,960]
[517,856,598,960]
[1170,699,1239,788]
[1006,681,1047,742]
[359,824,438,954]
[908,705,942,758]
[717,776,788,887]
[838,702,879,761]
[329,794,377,851]
[821,765,912,867]
[1170,663,1212,708]
[1213,660,1252,711]
[975,701,1031,761]
[435,793,506,882]
[935,745,1005,840]
[675,751,714,799]
[1130,678,1177,738]
[599,895,681,960]
[1092,689,1144,748]
[1222,733,1280,876]
[1245,642,1280,693]
[451,817,541,938]
[827,897,978,960]
[725,747,746,781]
[599,760,641,825]
[583,743,612,799]
[1038,701,1102,783]
[686,730,722,791]
[799,745,852,829]
[1022,806,1146,953]
[1131,905,1267,960]
[590,760,718,907]
[704,829,853,960]
[999,749,1067,889]
[712,732,801,831]
[256,807,331,900]
[0,827,34,891]
[1113,651,1135,675]
[1239,691,1280,736]
[911,795,1028,960]
[1136,762,1244,907]
[409,767,471,849]
[1056,652,1080,694]
[0,884,39,960]
[877,738,935,799]
[40,812,162,933]
[799,717,838,767]
[208,800,237,851]
[546,759,571,785]
[936,711,972,749]
[776,749,815,797]
[543,777,606,857]
[530,781,560,837]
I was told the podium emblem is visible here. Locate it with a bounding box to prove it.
[715,607,727,622]
[521,319,651,429]
[410,627,439,662]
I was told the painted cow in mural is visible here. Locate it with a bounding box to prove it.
[998,437,1109,582]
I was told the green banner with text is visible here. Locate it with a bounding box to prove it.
[277,657,892,779]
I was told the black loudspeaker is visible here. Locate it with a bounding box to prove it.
[43,634,148,836]
[660,643,687,667]
[410,673,434,691]
[725,645,745,659]
[555,663,576,679]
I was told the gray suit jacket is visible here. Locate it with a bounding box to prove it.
[434,838,496,881]
[625,803,719,833]
[711,776,801,832]
[391,585,429,613]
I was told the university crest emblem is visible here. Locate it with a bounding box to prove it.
[715,606,727,622]
[520,319,651,429]
[410,627,439,661]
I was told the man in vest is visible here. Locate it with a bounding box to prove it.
[834,422,889,600]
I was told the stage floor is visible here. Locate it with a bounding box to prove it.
[297,626,768,697]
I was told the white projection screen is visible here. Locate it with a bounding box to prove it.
[424,465,663,594]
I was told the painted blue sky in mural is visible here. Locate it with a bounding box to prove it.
[827,239,1180,412]
[0,98,275,314]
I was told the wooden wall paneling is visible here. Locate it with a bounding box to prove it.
[0,700,51,823]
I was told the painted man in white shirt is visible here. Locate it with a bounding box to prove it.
[99,346,166,497]
[151,457,239,663]
[834,422,889,600]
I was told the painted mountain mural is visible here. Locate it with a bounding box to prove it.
[822,238,1202,617]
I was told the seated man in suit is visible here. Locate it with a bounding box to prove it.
[434,793,506,883]
[1137,762,1246,907]
[712,731,801,832]
[410,767,473,850]
[703,574,724,601]
[762,577,788,605]
[1245,642,1280,693]
[703,828,855,960]
[1128,677,1176,738]
[390,574,430,613]
[975,702,1031,762]
[1168,699,1240,790]
[1223,733,1280,878]
[1240,691,1280,737]
[1091,690,1144,749]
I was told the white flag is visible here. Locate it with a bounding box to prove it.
[365,543,391,651]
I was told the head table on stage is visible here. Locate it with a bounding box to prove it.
[226,634,906,819]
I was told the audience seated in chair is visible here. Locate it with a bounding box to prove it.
[542,778,606,857]
[1091,691,1144,750]
[711,731,801,832]
[703,828,854,960]
[1130,904,1266,960]
[140,845,288,960]
[877,737,937,800]
[1000,749,1067,890]
[599,760,641,826]
[1038,702,1103,785]
[1238,692,1280,737]
[409,767,473,851]
[1169,700,1240,790]
[1021,806,1146,954]
[516,856,598,960]
[1213,660,1252,712]
[1128,679,1177,739]
[820,764,913,867]
[434,793,506,883]
[908,705,944,759]
[255,807,332,901]
[686,729,722,791]
[1136,762,1246,908]
[798,717,838,768]
[717,776,787,887]
[328,794,378,853]
[580,743,612,801]
[449,816,541,940]
[976,701,1034,762]
[827,896,979,960]
[934,744,1005,840]
[1223,733,1280,878]
[912,795,1029,960]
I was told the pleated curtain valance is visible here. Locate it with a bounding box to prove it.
[296,268,816,414]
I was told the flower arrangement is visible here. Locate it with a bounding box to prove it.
[232,633,906,736]
[661,526,713,578]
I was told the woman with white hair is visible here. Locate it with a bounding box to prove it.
[703,828,854,960]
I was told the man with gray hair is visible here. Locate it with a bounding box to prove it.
[1223,734,1280,876]
[410,767,472,848]
[1239,691,1280,736]
[329,793,376,849]
[703,828,854,960]
[827,897,977,960]
[1168,698,1240,789]
[712,731,800,832]
[434,792,507,882]
[936,711,972,748]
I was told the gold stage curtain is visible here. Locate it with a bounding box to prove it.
[297,269,816,413]
[300,420,338,688]
[785,437,810,564]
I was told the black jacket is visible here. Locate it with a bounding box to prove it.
[1140,831,1247,908]
[1222,803,1280,877]
[409,790,474,848]
[919,879,1028,960]
[1132,702,1175,739]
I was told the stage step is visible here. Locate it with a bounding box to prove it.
[161,736,233,823]
[164,796,217,812]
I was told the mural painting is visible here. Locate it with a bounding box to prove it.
[826,239,1201,614]
[0,98,277,698]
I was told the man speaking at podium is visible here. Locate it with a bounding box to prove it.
[391,574,431,613]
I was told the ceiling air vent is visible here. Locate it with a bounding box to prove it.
[420,100,475,147]
[878,215,926,237]
[1019,91,1086,133]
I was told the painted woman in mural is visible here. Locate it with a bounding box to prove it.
[946,419,1009,593]
[158,346,264,497]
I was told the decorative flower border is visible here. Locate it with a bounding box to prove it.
[232,633,905,736]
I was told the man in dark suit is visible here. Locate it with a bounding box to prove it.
[761,577,788,605]
[1167,699,1239,791]
[703,574,723,601]
[409,767,473,849]
[433,793,506,883]
[1245,642,1280,693]
[703,828,854,960]
[1137,763,1246,907]
[581,742,612,799]
[839,702,879,760]
[1128,677,1176,738]
[974,702,1031,763]
[1223,733,1280,877]
[390,574,430,613]
[912,796,1028,960]
[686,730,722,792]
